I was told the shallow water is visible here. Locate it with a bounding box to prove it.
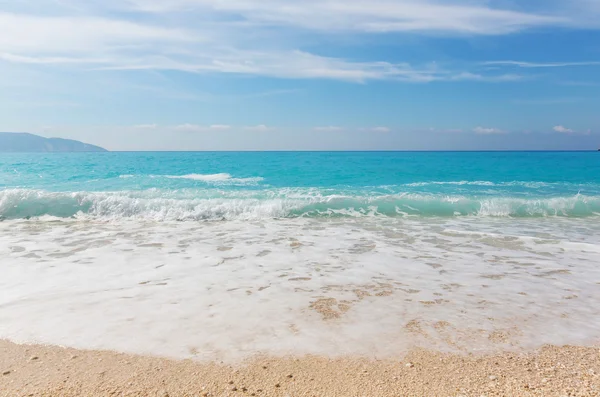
[1,216,598,361]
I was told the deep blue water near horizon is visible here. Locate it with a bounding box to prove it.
[1,151,599,219]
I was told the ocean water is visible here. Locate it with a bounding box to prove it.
[1,152,599,361]
[1,151,600,219]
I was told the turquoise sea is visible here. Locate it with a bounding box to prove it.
[1,151,599,360]
[1,151,599,219]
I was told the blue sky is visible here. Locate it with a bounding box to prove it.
[1,0,600,150]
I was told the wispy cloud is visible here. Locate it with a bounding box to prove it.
[174,124,231,132]
[4,1,595,83]
[122,0,564,35]
[314,126,344,132]
[0,0,599,123]
[473,126,505,135]
[133,124,158,129]
[243,124,274,132]
[485,61,600,68]
[209,124,232,130]
[369,126,391,133]
[315,126,392,133]
[553,125,574,133]
[448,72,524,82]
[0,12,193,53]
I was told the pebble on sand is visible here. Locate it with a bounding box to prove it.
[405,363,414,368]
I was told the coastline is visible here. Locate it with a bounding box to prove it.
[1,340,598,397]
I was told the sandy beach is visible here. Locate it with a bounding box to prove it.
[1,340,598,397]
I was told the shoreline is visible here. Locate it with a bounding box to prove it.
[1,340,598,396]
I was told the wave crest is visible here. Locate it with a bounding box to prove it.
[1,189,599,221]
[118,173,264,185]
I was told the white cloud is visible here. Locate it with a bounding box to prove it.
[412,127,466,133]
[314,126,344,132]
[174,124,231,132]
[123,0,564,35]
[208,124,232,130]
[95,49,506,83]
[484,61,600,68]
[0,0,598,90]
[133,124,157,129]
[553,125,574,133]
[4,1,597,83]
[449,72,524,82]
[370,126,391,133]
[0,12,192,54]
[0,53,108,65]
[175,124,204,132]
[473,126,505,135]
[316,126,391,133]
[243,124,274,132]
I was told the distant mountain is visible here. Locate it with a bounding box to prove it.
[0,132,107,153]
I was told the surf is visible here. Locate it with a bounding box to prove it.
[1,188,599,221]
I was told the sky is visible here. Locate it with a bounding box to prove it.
[1,0,600,151]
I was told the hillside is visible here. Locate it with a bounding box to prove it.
[0,132,107,152]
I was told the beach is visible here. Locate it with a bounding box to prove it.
[3,0,600,390]
[1,340,599,396]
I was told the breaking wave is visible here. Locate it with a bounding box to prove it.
[402,181,592,188]
[1,189,599,221]
[164,173,264,184]
[118,173,264,185]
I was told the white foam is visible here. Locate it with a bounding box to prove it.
[2,189,600,220]
[165,173,264,184]
[0,217,599,362]
[402,180,592,189]
[404,180,496,187]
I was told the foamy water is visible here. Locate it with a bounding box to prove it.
[1,217,599,362]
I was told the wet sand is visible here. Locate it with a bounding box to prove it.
[1,340,598,397]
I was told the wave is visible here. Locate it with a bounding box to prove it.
[165,173,264,184]
[118,173,264,185]
[166,173,233,182]
[1,189,599,221]
[401,181,592,188]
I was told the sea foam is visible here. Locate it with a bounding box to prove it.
[1,216,599,361]
[0,188,599,220]
[164,173,265,184]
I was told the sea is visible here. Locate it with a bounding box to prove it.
[1,151,599,361]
